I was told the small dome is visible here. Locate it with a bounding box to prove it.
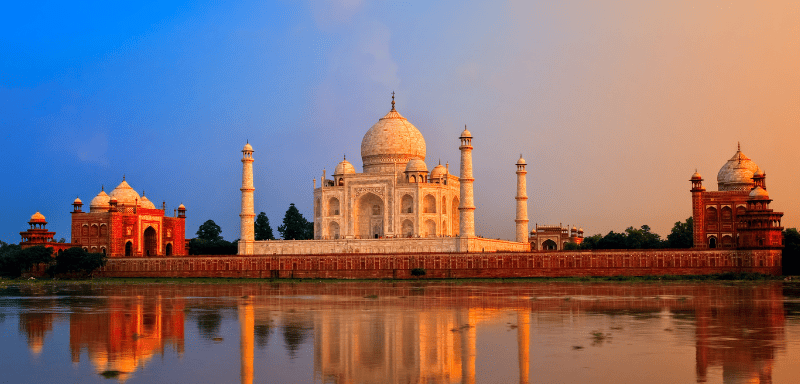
[243,142,253,152]
[90,190,111,211]
[690,170,702,180]
[139,195,156,209]
[572,226,577,231]
[178,203,186,210]
[578,227,584,233]
[30,211,46,222]
[334,158,356,175]
[73,197,82,204]
[430,163,447,179]
[717,145,759,191]
[749,186,770,199]
[460,126,472,139]
[516,155,526,165]
[753,168,765,177]
[109,179,141,206]
[405,158,428,173]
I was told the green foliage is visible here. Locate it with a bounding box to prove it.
[189,220,238,255]
[278,204,313,240]
[666,217,693,248]
[563,242,581,251]
[196,220,223,242]
[50,247,107,277]
[254,212,275,240]
[581,225,666,250]
[783,228,800,275]
[0,245,52,277]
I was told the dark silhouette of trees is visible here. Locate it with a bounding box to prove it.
[49,247,107,277]
[783,228,800,275]
[0,244,52,277]
[278,203,313,240]
[196,220,223,242]
[666,217,694,248]
[255,212,275,240]
[189,220,237,255]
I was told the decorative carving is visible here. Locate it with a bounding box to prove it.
[355,187,384,197]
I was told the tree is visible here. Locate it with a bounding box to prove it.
[50,247,107,277]
[624,225,666,249]
[278,203,312,240]
[255,212,275,240]
[667,217,694,248]
[0,245,52,277]
[196,220,223,242]
[783,228,800,275]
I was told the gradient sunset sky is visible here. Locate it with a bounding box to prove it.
[2,1,798,243]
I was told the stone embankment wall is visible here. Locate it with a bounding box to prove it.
[96,249,782,278]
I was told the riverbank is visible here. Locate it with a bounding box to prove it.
[0,272,795,286]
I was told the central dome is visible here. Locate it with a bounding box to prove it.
[360,100,426,174]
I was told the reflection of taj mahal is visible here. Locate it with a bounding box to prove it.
[239,95,530,255]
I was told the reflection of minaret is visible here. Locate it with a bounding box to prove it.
[239,142,255,255]
[517,310,530,384]
[458,126,475,238]
[458,309,476,384]
[239,300,254,384]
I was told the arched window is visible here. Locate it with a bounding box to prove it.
[441,197,447,214]
[423,195,436,213]
[411,175,416,183]
[706,207,718,222]
[721,235,733,248]
[90,225,98,236]
[99,225,107,236]
[721,206,732,221]
[82,225,88,236]
[401,195,414,214]
[165,243,172,256]
[736,206,746,217]
[328,197,340,216]
[708,236,717,249]
[125,241,133,256]
[315,198,321,217]
[338,178,344,186]
[101,247,106,255]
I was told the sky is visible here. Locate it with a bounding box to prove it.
[1,0,798,243]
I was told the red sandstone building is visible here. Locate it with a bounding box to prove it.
[690,144,783,249]
[19,211,76,254]
[69,178,187,257]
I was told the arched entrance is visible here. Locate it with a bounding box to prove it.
[165,243,173,256]
[125,241,133,256]
[401,220,414,237]
[424,219,436,237]
[144,226,158,256]
[708,236,717,249]
[542,239,558,250]
[328,221,340,239]
[356,193,384,239]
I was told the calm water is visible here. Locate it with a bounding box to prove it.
[1,281,799,384]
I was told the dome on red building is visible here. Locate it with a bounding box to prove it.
[30,211,46,223]
[109,178,141,206]
[90,189,111,212]
[717,145,759,191]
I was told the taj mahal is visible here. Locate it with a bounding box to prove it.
[238,95,530,255]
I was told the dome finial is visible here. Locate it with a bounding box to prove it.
[343,154,346,160]
[101,185,104,192]
[391,91,395,111]
[123,174,126,181]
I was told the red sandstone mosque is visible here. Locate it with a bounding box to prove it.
[21,177,187,257]
[690,144,784,250]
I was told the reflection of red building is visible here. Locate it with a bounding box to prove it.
[70,296,185,380]
[70,178,187,257]
[691,145,783,250]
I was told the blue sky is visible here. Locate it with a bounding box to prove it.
[2,1,798,243]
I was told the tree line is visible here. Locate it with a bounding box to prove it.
[0,241,107,278]
[567,218,694,250]
[189,203,313,255]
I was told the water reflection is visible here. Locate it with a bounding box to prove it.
[3,282,796,383]
[69,295,185,381]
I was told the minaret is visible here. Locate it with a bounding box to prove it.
[690,170,706,249]
[515,155,529,243]
[239,142,255,255]
[459,126,475,238]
